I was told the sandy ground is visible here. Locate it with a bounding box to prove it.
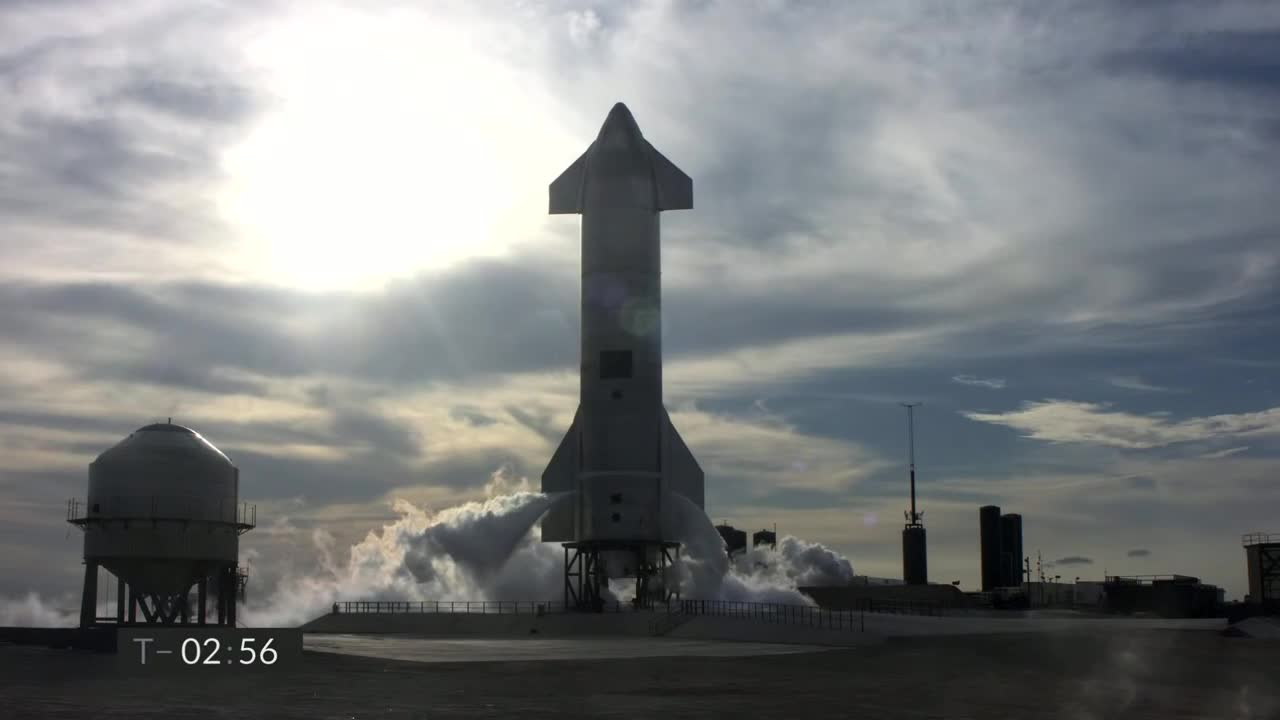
[2,630,1277,719]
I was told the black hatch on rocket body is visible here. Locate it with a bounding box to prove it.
[600,350,633,379]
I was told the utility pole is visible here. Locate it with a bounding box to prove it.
[1037,551,1045,606]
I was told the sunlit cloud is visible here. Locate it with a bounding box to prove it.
[952,374,1006,390]
[2,0,1279,603]
[962,400,1280,450]
[1108,376,1177,393]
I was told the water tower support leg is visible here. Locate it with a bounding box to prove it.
[79,561,98,628]
[197,578,207,626]
[128,588,137,623]
[218,565,238,627]
[138,596,158,623]
[116,577,125,623]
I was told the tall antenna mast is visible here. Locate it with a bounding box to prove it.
[901,402,922,526]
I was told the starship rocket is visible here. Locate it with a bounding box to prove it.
[540,103,705,575]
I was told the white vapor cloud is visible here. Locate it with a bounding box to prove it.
[242,482,568,627]
[952,374,1007,389]
[239,473,858,627]
[1108,376,1176,393]
[1200,446,1250,459]
[0,592,78,627]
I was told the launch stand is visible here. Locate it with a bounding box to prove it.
[563,541,680,611]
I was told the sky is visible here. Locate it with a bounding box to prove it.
[1,0,1278,605]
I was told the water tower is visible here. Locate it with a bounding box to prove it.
[67,422,255,627]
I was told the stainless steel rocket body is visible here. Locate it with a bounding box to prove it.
[541,104,704,574]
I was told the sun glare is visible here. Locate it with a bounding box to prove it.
[219,9,557,289]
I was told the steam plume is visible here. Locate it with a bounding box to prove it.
[241,489,570,626]
[0,592,78,627]
[665,491,855,604]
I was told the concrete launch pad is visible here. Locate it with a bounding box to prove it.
[4,629,1277,718]
[305,634,830,663]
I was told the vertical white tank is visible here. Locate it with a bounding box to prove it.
[80,423,248,595]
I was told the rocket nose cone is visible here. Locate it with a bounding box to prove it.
[597,102,644,149]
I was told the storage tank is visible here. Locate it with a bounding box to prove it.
[979,505,1002,592]
[1000,513,1023,588]
[69,423,254,626]
[902,525,928,585]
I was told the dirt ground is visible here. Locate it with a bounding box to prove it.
[2,631,1277,719]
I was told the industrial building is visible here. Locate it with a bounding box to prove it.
[752,528,777,550]
[850,575,905,586]
[801,583,969,610]
[1073,580,1106,608]
[715,523,747,558]
[65,422,255,627]
[1103,575,1223,618]
[999,514,1023,589]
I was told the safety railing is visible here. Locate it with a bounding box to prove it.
[332,596,941,627]
[671,599,866,631]
[332,600,623,615]
[66,497,256,532]
[649,607,688,636]
[1243,532,1280,546]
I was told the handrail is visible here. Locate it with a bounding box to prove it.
[332,600,601,615]
[672,599,867,631]
[649,607,687,636]
[66,497,256,531]
[331,597,941,626]
[1243,532,1280,546]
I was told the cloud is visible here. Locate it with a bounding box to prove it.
[1103,30,1280,95]
[952,374,1007,389]
[2,0,1280,607]
[962,400,1280,449]
[1108,376,1176,393]
[565,8,603,48]
[1053,556,1094,566]
[1200,446,1250,459]
[670,405,890,502]
[1127,549,1152,558]
[0,2,273,280]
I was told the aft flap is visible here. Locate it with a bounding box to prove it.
[540,409,580,541]
[663,408,704,510]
